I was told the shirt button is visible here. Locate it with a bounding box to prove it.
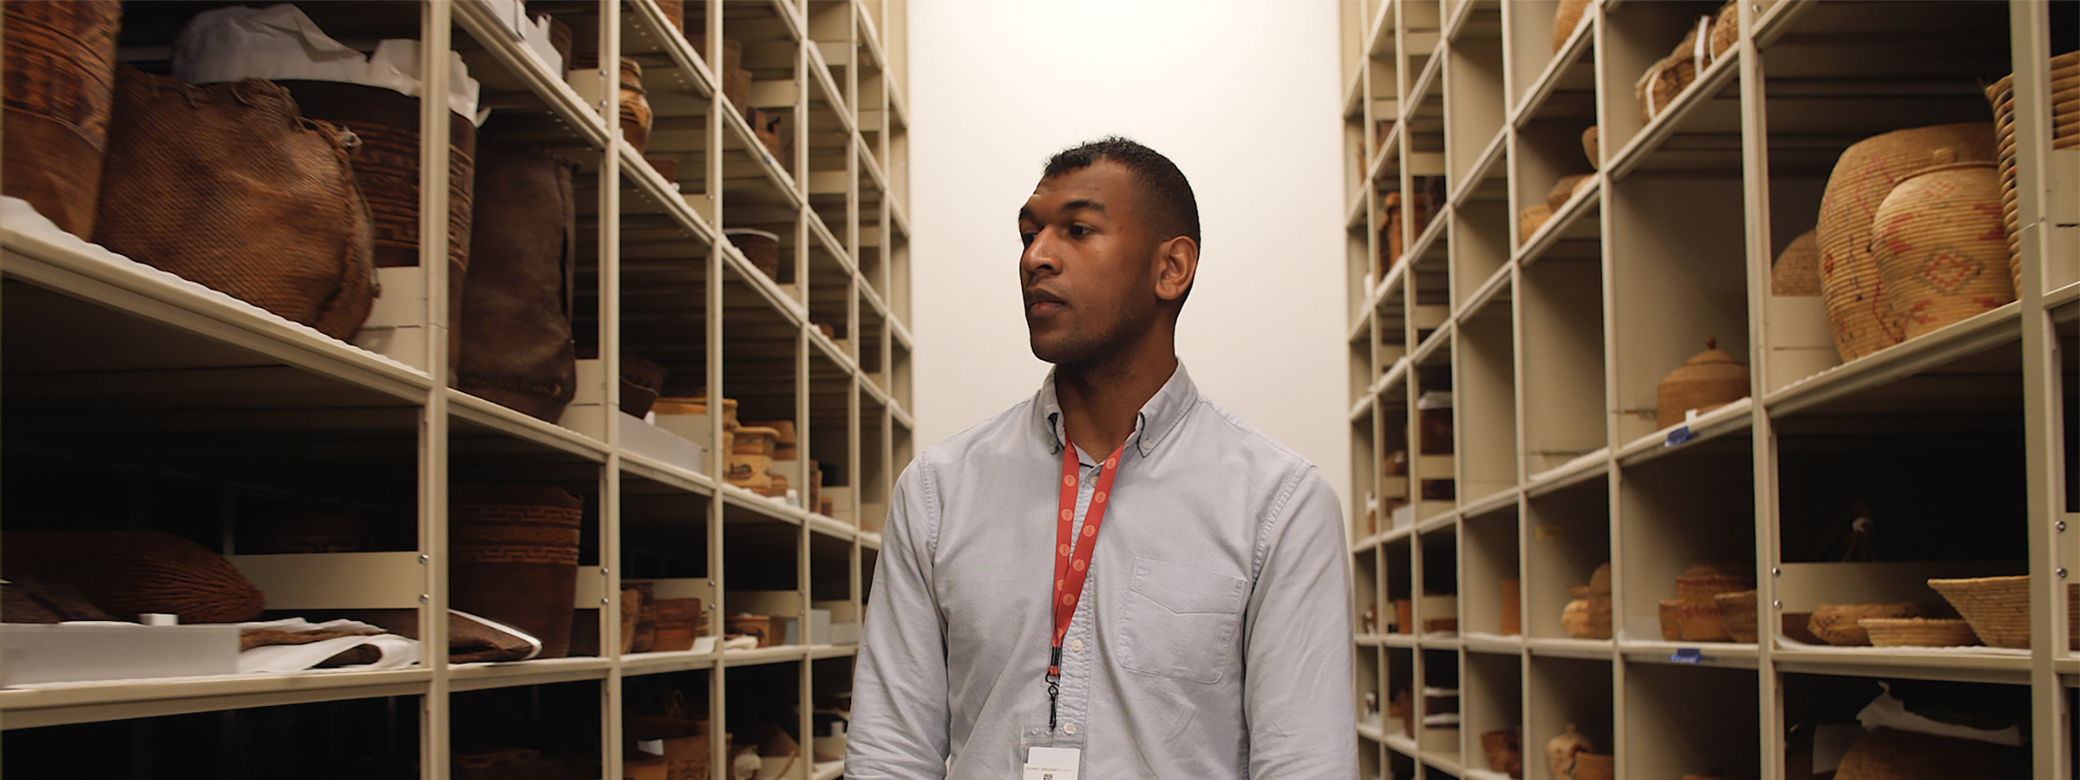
[1069,639,1085,652]
[1063,721,1078,735]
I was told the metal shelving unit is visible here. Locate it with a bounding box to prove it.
[1340,1,2074,778]
[0,0,909,777]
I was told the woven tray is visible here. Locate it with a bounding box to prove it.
[1858,617,1979,648]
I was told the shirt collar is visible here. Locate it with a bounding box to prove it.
[1034,360,1197,461]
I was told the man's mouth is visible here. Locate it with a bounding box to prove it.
[1024,289,1065,316]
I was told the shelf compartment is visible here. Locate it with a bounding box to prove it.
[1386,538,1417,637]
[452,679,602,776]
[722,660,805,776]
[621,667,718,773]
[857,389,889,533]
[1376,369,1415,535]
[1462,504,1523,638]
[1606,172,1750,445]
[1775,380,2028,569]
[807,529,853,611]
[1459,650,1523,778]
[1417,647,1463,762]
[1357,545,1387,638]
[1418,528,1461,638]
[1449,173,1512,310]
[1595,0,1735,170]
[1377,267,1413,370]
[612,161,716,401]
[4,691,421,775]
[1412,357,1458,520]
[1519,254,1606,477]
[805,75,852,247]
[1506,0,1595,120]
[807,347,854,526]
[1623,664,1759,780]
[1779,674,2032,773]
[455,0,612,151]
[805,225,853,362]
[1358,644,1387,735]
[1525,655,1612,780]
[1383,646,1418,746]
[622,472,713,582]
[1455,291,1518,502]
[1444,9,1508,197]
[1755,1,2014,179]
[1615,439,1755,644]
[1524,474,1610,641]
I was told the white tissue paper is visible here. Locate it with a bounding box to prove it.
[235,617,421,674]
[169,4,485,125]
[1855,682,2023,747]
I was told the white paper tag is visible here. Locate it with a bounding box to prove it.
[1021,747,1080,780]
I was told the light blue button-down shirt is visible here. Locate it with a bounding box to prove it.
[847,363,1357,779]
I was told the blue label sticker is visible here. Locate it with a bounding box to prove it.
[1664,426,1694,447]
[1669,647,1703,664]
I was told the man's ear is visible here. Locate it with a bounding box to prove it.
[1152,235,1198,303]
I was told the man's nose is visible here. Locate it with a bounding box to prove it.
[1021,226,1061,277]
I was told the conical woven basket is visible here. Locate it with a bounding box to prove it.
[1858,617,1979,647]
[1553,0,1591,53]
[1870,150,2014,340]
[1816,123,1995,361]
[1928,575,2030,649]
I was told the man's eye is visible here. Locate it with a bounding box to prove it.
[1019,231,1037,247]
[1068,224,1092,237]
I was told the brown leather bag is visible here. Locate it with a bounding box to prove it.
[457,146,578,421]
[2,0,121,239]
[93,66,378,342]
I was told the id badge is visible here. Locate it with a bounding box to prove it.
[1018,725,1085,780]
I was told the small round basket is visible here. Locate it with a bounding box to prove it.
[1928,575,2030,649]
[1857,617,1979,648]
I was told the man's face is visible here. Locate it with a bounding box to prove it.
[1017,161,1160,366]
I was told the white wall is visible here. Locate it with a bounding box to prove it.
[907,0,1353,505]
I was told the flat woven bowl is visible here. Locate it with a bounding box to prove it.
[1809,603,1920,646]
[1858,617,1979,648]
[1928,576,2030,649]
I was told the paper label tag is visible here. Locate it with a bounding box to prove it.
[1022,747,1081,780]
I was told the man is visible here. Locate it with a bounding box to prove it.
[847,137,1356,779]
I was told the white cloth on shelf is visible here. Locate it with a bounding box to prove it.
[170,4,485,124]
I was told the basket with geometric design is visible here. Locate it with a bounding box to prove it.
[1869,148,2014,340]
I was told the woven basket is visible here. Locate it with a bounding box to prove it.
[1582,126,1600,170]
[1548,174,1594,211]
[1858,617,1979,647]
[1481,727,1523,776]
[1715,589,1759,643]
[1809,603,1921,646]
[1772,229,1822,296]
[1519,204,1554,244]
[96,67,378,342]
[1636,15,1714,125]
[725,228,782,282]
[1707,1,1739,61]
[1670,564,1752,641]
[1573,752,1615,780]
[1553,0,1592,53]
[620,58,653,153]
[1834,727,2029,780]
[1657,599,1684,640]
[1,0,122,239]
[1870,149,2013,340]
[1,530,265,623]
[450,485,584,659]
[651,597,701,652]
[1781,612,1823,644]
[1656,339,1748,430]
[1987,75,2021,294]
[1928,575,2030,649]
[1816,123,1995,360]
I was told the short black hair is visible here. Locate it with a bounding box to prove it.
[1043,136,1200,251]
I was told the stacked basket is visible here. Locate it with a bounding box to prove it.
[1986,51,2080,293]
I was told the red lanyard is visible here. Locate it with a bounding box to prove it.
[1047,431,1124,731]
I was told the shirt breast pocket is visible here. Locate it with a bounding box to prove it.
[1116,556,1248,684]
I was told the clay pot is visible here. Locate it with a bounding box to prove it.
[1546,724,1595,780]
[1655,338,1748,429]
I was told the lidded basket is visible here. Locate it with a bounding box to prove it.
[1870,148,2014,340]
[1655,338,1749,429]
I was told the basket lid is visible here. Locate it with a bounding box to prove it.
[1667,338,1747,382]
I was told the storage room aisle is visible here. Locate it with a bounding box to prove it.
[1,1,904,777]
[1341,1,2076,779]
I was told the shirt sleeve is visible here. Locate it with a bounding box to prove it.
[845,456,951,780]
[1243,467,1359,779]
